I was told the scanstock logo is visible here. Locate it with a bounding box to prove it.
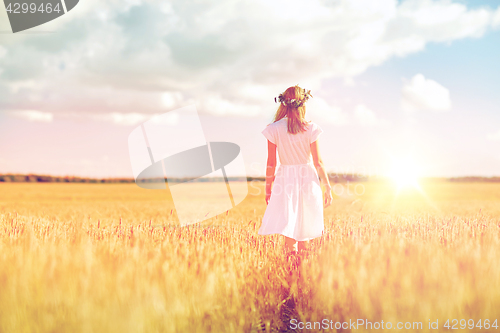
[3,0,79,33]
[128,105,249,226]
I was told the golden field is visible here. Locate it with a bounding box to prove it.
[1,180,500,332]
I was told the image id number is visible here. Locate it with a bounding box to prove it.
[6,2,62,14]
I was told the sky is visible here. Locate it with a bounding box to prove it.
[0,0,499,178]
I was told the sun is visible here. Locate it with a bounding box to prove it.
[389,156,421,190]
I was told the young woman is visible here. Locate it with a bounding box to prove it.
[258,85,333,255]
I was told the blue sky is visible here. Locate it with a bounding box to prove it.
[0,0,499,178]
[314,31,500,176]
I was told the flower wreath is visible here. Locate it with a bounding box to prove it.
[274,85,313,108]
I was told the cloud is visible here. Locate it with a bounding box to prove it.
[198,95,262,117]
[493,7,500,28]
[0,0,497,119]
[396,0,493,40]
[56,111,181,126]
[401,74,451,112]
[307,97,348,126]
[488,130,500,141]
[90,112,158,126]
[88,112,179,126]
[7,110,54,122]
[161,92,184,109]
[354,104,389,127]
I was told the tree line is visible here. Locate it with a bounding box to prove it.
[1,173,499,183]
[0,173,369,183]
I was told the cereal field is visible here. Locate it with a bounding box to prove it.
[0,180,500,332]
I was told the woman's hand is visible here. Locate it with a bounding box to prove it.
[265,192,272,205]
[324,185,333,208]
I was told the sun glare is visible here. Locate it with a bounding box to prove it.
[389,156,421,190]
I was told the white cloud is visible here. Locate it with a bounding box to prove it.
[401,74,451,112]
[354,104,389,127]
[0,46,6,59]
[55,110,181,126]
[307,97,348,126]
[8,110,53,122]
[0,0,497,119]
[90,111,180,126]
[343,77,356,87]
[399,0,492,39]
[91,112,152,126]
[488,130,500,141]
[493,8,500,28]
[8,79,40,94]
[199,94,262,117]
[354,104,376,126]
[161,92,184,109]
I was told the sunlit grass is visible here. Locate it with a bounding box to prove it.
[0,181,500,332]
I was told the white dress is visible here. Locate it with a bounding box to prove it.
[258,117,324,241]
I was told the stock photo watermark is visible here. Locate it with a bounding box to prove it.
[128,105,249,227]
[289,318,500,331]
[3,0,80,33]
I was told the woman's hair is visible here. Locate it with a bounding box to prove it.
[272,85,311,134]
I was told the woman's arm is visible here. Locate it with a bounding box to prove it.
[311,139,333,207]
[265,140,277,205]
